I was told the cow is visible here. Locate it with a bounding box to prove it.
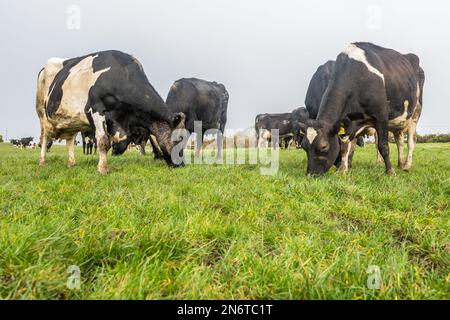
[165,78,228,158]
[294,60,364,167]
[36,50,186,174]
[11,137,34,149]
[255,112,300,149]
[81,130,97,155]
[298,42,424,176]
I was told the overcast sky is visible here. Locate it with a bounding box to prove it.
[0,0,449,140]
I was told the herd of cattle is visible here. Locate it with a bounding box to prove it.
[8,42,424,176]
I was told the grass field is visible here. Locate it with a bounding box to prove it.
[0,142,449,299]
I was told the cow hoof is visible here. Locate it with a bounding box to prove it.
[39,159,46,166]
[67,162,76,168]
[339,166,349,174]
[97,166,109,175]
[386,168,396,176]
[402,166,411,172]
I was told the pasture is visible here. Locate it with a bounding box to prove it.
[0,142,448,299]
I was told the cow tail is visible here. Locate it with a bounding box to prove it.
[418,67,425,106]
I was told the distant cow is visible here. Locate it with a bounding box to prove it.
[81,130,97,155]
[291,107,310,147]
[255,113,297,149]
[165,78,228,158]
[11,137,34,149]
[36,50,186,174]
[298,42,424,176]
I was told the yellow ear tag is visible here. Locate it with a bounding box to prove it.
[338,127,346,136]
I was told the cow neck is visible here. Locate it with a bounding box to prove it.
[137,94,173,126]
[316,91,348,126]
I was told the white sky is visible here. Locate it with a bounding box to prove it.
[0,0,449,140]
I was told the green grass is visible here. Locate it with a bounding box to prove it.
[0,142,449,299]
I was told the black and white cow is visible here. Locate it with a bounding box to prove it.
[255,112,299,149]
[81,130,97,155]
[299,59,364,168]
[298,42,424,176]
[165,78,228,158]
[36,50,186,174]
[11,137,34,149]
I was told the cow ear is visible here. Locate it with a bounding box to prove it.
[173,112,185,128]
[332,118,350,137]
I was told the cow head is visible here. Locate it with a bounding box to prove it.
[298,119,345,176]
[149,112,186,167]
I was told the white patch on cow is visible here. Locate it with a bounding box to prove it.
[389,102,409,129]
[112,131,128,142]
[306,127,318,144]
[282,120,290,125]
[342,44,385,84]
[56,55,110,126]
[89,109,107,138]
[41,58,67,111]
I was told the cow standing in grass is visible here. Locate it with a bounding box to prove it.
[298,42,425,176]
[36,50,186,174]
[165,78,228,159]
[81,130,97,155]
[255,112,301,149]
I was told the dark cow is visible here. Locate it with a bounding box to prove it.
[165,78,228,158]
[305,60,336,120]
[81,130,97,155]
[298,42,424,176]
[36,50,186,174]
[255,112,298,149]
[300,59,364,168]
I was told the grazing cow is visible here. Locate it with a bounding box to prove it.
[300,59,365,168]
[298,42,424,176]
[165,78,229,158]
[255,113,297,149]
[36,50,186,174]
[81,130,97,155]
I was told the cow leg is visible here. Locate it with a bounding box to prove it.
[149,134,163,160]
[375,122,394,175]
[348,143,356,169]
[91,111,110,174]
[374,132,383,165]
[82,141,86,155]
[339,140,353,173]
[403,123,417,171]
[217,130,223,159]
[195,133,203,158]
[140,140,146,156]
[66,135,76,168]
[394,131,405,169]
[39,135,48,166]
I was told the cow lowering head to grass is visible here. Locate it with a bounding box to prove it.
[165,78,229,159]
[36,50,186,174]
[298,42,424,176]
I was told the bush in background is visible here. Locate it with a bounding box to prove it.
[417,133,450,143]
